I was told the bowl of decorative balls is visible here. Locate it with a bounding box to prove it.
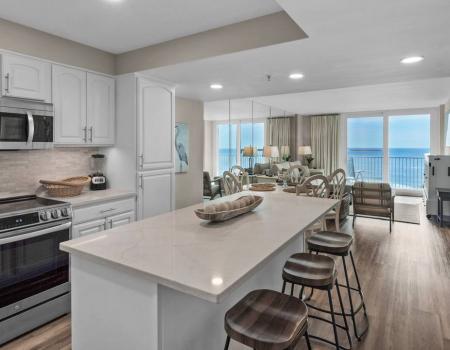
[194,195,263,222]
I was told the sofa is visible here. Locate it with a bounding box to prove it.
[254,161,308,176]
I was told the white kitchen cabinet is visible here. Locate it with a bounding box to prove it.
[52,68,115,146]
[107,211,135,229]
[138,169,174,220]
[87,72,115,145]
[52,65,87,144]
[137,78,174,171]
[1,53,51,102]
[72,219,106,239]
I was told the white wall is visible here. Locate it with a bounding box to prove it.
[175,97,204,209]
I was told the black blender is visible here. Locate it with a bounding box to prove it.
[90,154,107,190]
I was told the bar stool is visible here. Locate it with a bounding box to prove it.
[224,289,311,350]
[306,231,369,340]
[282,253,351,350]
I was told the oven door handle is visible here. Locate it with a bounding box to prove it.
[27,111,34,144]
[0,221,72,245]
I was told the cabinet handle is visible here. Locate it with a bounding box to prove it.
[138,154,144,168]
[139,175,144,189]
[4,73,10,93]
[89,127,93,142]
[82,127,87,142]
[100,208,116,213]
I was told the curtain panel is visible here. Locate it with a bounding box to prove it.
[266,116,297,161]
[310,115,340,175]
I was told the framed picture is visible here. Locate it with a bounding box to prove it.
[175,122,189,173]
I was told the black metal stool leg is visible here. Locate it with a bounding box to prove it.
[335,279,352,348]
[342,255,359,340]
[224,336,230,350]
[282,280,287,294]
[305,331,312,350]
[350,251,368,317]
[327,289,340,350]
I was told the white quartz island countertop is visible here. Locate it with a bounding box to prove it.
[61,190,338,303]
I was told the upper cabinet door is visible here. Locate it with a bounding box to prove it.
[52,65,87,144]
[1,54,51,102]
[87,72,115,145]
[137,78,174,171]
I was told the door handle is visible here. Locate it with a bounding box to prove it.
[27,112,34,144]
[100,208,116,213]
[89,127,93,142]
[4,73,10,94]
[82,127,87,142]
[0,221,72,245]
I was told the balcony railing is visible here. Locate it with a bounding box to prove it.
[348,155,425,189]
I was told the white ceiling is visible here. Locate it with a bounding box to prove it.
[254,77,450,115]
[205,78,450,119]
[146,0,450,101]
[0,0,281,53]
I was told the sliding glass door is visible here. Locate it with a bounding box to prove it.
[216,123,237,176]
[346,111,431,190]
[347,116,384,182]
[388,114,430,189]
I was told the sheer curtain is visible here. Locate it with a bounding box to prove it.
[266,117,297,160]
[310,115,340,175]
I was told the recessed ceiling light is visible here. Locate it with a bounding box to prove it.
[104,0,123,3]
[210,84,223,90]
[289,73,304,80]
[401,56,424,64]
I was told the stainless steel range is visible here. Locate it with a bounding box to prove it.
[0,195,72,345]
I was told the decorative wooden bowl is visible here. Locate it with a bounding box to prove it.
[40,176,91,197]
[195,195,263,222]
[250,183,276,192]
[282,186,297,194]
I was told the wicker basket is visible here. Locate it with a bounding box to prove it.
[40,176,91,197]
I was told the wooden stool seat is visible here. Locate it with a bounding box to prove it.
[225,289,308,350]
[283,253,336,289]
[307,231,353,256]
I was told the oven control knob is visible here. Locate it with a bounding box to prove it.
[61,208,69,217]
[51,209,61,219]
[40,211,50,221]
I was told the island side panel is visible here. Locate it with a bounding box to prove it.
[158,233,304,350]
[70,255,159,350]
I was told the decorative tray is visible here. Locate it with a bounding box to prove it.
[195,195,263,222]
[249,183,276,192]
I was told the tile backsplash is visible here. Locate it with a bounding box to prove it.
[0,148,98,194]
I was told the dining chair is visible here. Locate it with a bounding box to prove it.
[325,168,347,231]
[230,165,249,187]
[223,171,243,195]
[296,174,330,233]
[287,165,307,184]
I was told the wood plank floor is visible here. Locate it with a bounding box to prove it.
[2,204,449,350]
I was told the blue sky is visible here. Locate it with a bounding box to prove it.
[348,115,430,149]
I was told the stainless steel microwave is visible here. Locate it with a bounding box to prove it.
[0,98,53,150]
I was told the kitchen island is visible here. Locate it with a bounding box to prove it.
[60,190,338,350]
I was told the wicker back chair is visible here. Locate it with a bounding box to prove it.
[296,174,329,198]
[223,171,243,196]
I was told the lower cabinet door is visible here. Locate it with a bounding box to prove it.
[107,211,135,229]
[138,169,174,220]
[72,219,106,239]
